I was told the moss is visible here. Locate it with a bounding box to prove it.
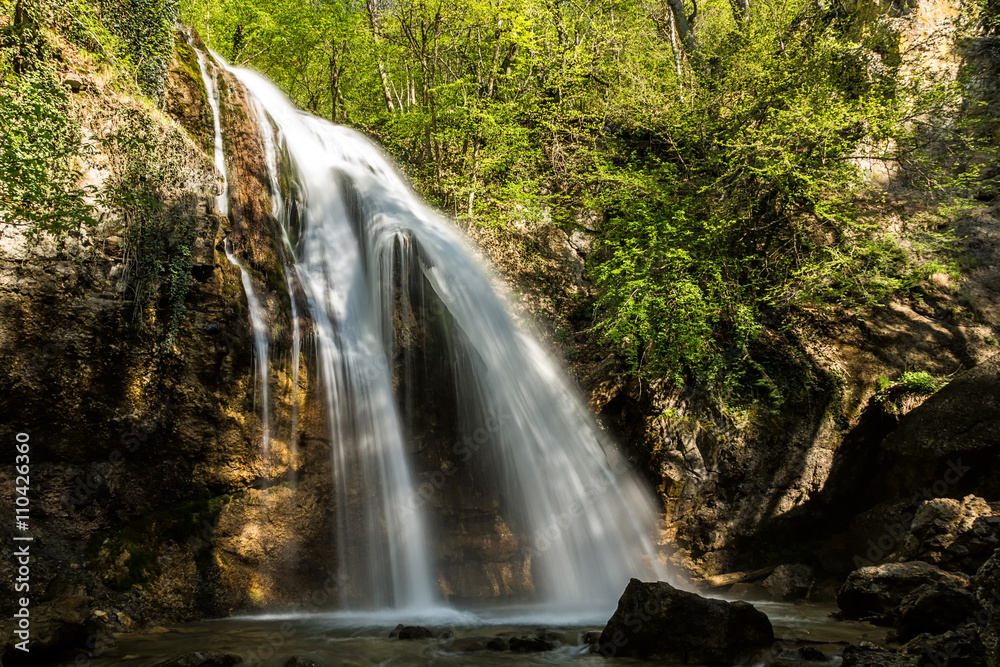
[85,493,234,591]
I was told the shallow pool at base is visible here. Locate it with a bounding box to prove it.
[81,602,888,667]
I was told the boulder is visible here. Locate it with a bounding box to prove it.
[778,646,830,662]
[841,642,918,667]
[877,354,1000,501]
[0,586,114,667]
[900,626,985,667]
[837,561,971,623]
[508,635,557,652]
[761,563,815,601]
[895,583,981,641]
[947,515,1000,575]
[151,652,244,667]
[284,657,323,667]
[485,637,507,651]
[973,552,1000,667]
[63,72,86,93]
[597,578,773,662]
[901,496,1000,574]
[393,625,433,640]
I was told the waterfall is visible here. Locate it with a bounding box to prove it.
[192,39,270,459]
[223,240,271,458]
[191,41,229,216]
[255,101,302,444]
[210,57,667,615]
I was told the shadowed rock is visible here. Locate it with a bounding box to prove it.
[391,625,433,640]
[841,643,917,667]
[597,578,773,662]
[837,561,970,623]
[151,652,244,667]
[895,582,980,641]
[284,657,323,667]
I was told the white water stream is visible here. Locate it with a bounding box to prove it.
[193,45,669,616]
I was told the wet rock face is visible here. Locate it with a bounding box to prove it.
[151,652,244,667]
[164,32,213,155]
[900,496,1000,574]
[973,552,1000,667]
[381,253,533,601]
[841,642,919,667]
[0,31,328,627]
[837,561,971,624]
[894,582,981,641]
[597,578,773,662]
[877,353,1000,502]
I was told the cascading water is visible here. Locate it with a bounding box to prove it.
[223,239,271,458]
[255,100,302,444]
[212,57,668,615]
[191,38,271,459]
[191,42,229,216]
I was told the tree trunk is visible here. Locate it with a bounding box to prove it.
[729,0,750,25]
[12,0,39,75]
[665,0,698,54]
[330,45,339,122]
[365,0,396,113]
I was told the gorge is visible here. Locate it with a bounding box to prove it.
[1,0,1000,665]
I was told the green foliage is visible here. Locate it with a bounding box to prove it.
[587,3,982,397]
[97,0,179,102]
[896,371,945,394]
[102,108,200,344]
[0,11,97,238]
[176,0,993,400]
[874,369,949,412]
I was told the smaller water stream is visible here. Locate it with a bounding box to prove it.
[224,239,271,457]
[190,41,229,216]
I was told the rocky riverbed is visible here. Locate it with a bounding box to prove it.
[58,599,887,667]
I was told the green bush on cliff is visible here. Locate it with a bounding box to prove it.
[0,25,97,238]
[0,0,182,241]
[175,0,993,402]
[101,107,200,343]
[97,0,179,102]
[588,4,972,397]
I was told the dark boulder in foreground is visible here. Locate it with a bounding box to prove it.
[836,561,970,623]
[389,624,433,640]
[597,578,773,662]
[284,657,324,667]
[894,582,980,641]
[973,551,1000,667]
[0,586,115,667]
[900,626,985,667]
[151,652,244,667]
[841,642,917,667]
